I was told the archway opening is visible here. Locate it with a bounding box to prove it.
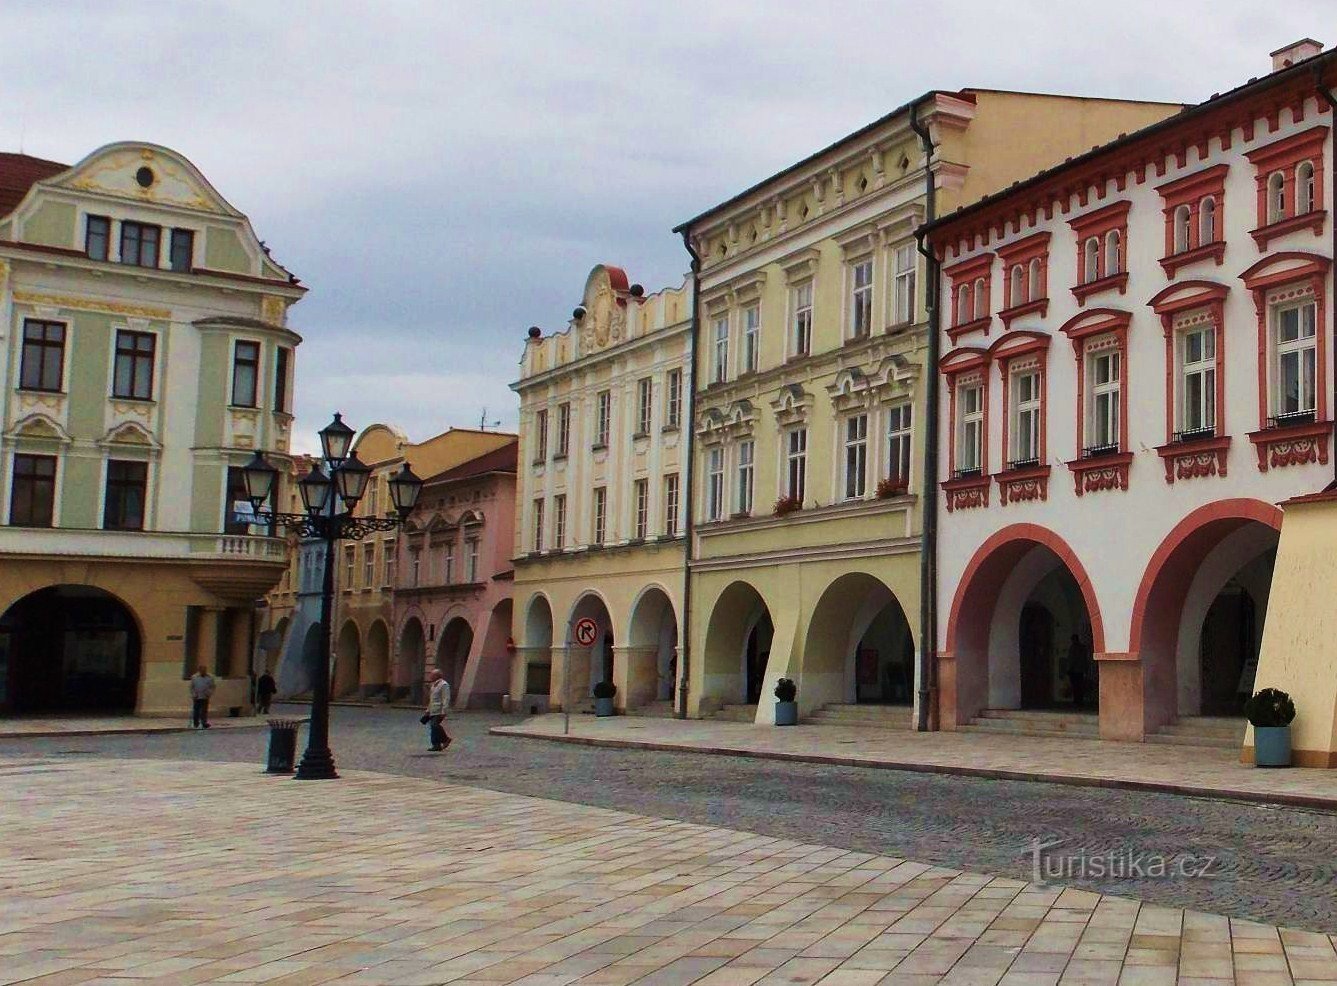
[364,620,390,698]
[333,621,361,698]
[702,581,773,709]
[569,593,614,699]
[745,612,774,705]
[522,596,553,696]
[437,617,473,702]
[0,585,142,714]
[802,572,914,709]
[1017,565,1094,710]
[628,587,678,707]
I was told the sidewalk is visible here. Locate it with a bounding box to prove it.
[0,713,275,739]
[491,714,1337,811]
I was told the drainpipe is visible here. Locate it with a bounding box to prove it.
[1315,74,1337,487]
[676,231,702,718]
[910,99,940,732]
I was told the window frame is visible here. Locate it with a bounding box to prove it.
[792,280,813,356]
[1273,298,1319,420]
[634,477,649,539]
[664,473,680,537]
[102,458,149,533]
[706,446,725,521]
[736,439,754,515]
[849,258,874,339]
[85,214,111,261]
[785,427,807,503]
[534,408,548,463]
[741,305,760,373]
[532,497,545,552]
[636,377,653,436]
[273,346,291,413]
[592,486,607,545]
[119,220,161,268]
[842,413,868,500]
[19,319,66,394]
[665,371,682,428]
[886,403,913,486]
[556,402,571,454]
[893,243,917,326]
[9,452,57,528]
[231,339,261,408]
[553,493,566,549]
[168,228,195,273]
[594,390,611,447]
[712,313,729,384]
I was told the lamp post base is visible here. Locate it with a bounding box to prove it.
[293,748,339,780]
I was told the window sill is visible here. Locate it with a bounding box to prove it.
[1155,434,1230,484]
[1247,418,1332,472]
[1159,240,1226,277]
[109,395,155,405]
[590,443,607,453]
[994,463,1050,505]
[551,453,568,462]
[940,471,990,512]
[660,424,680,435]
[1065,451,1132,496]
[228,404,261,413]
[946,315,992,342]
[17,387,65,397]
[1071,271,1128,305]
[1250,209,1327,250]
[632,432,649,441]
[998,298,1049,329]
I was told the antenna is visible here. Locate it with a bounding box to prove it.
[479,407,500,431]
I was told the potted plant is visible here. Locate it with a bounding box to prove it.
[876,476,909,499]
[1244,687,1295,767]
[773,495,802,518]
[774,677,798,726]
[593,679,617,717]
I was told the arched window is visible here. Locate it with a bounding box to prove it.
[1297,161,1316,214]
[1173,204,1192,253]
[1028,257,1042,299]
[1268,171,1286,223]
[956,283,970,324]
[1105,230,1122,275]
[1084,237,1100,282]
[1010,265,1025,306]
[973,278,987,319]
[1199,196,1216,244]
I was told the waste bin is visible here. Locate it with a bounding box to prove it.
[266,718,301,773]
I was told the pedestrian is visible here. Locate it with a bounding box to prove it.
[256,669,277,715]
[189,665,216,729]
[1066,634,1090,708]
[421,668,451,751]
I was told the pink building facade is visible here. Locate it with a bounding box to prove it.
[391,441,518,708]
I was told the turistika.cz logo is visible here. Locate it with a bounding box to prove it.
[1030,837,1219,882]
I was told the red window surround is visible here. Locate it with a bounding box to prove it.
[1240,251,1333,472]
[989,331,1051,504]
[945,253,994,341]
[996,231,1051,329]
[1069,201,1131,305]
[1147,281,1230,484]
[1157,164,1229,277]
[1246,125,1328,250]
[939,347,991,511]
[1059,308,1132,496]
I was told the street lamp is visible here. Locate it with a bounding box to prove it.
[246,412,423,780]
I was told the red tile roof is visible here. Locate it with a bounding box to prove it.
[0,153,69,219]
[425,439,518,486]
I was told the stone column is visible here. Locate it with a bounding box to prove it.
[550,646,593,712]
[612,646,657,711]
[195,608,223,675]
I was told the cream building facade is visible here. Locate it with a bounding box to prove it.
[677,89,1185,726]
[512,265,691,714]
[0,143,304,717]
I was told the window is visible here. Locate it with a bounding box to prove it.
[532,498,544,551]
[556,402,571,454]
[1088,348,1121,450]
[793,281,813,355]
[1180,326,1217,436]
[1267,172,1286,223]
[1275,300,1318,418]
[1172,205,1191,254]
[1105,230,1122,275]
[444,542,455,583]
[712,315,729,383]
[594,391,610,447]
[231,341,260,407]
[10,454,56,527]
[1028,258,1042,299]
[535,409,548,462]
[85,215,110,261]
[119,221,160,268]
[851,260,873,338]
[742,305,760,373]
[664,474,680,537]
[466,539,479,582]
[665,370,681,428]
[887,404,912,484]
[103,459,148,531]
[1298,161,1316,214]
[344,546,355,588]
[1009,265,1025,306]
[554,493,566,549]
[973,278,987,319]
[636,377,652,435]
[1083,238,1100,283]
[169,229,194,273]
[384,541,396,586]
[786,428,807,502]
[1011,370,1041,466]
[634,478,649,539]
[706,448,725,521]
[843,414,868,499]
[893,245,916,325]
[955,283,971,325]
[272,347,290,413]
[593,487,607,545]
[365,481,379,518]
[20,319,65,392]
[411,551,421,587]
[736,440,754,515]
[1199,197,1217,245]
[957,383,984,474]
[363,543,375,587]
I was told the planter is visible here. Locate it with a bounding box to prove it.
[1253,725,1292,767]
[595,696,615,717]
[774,700,798,726]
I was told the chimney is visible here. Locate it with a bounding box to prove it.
[1271,38,1323,72]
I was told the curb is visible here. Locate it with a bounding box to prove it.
[0,722,272,740]
[489,727,1337,813]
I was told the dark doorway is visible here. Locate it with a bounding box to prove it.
[855,600,914,705]
[0,586,141,714]
[1200,580,1257,717]
[599,633,614,685]
[744,611,774,704]
[1019,602,1055,708]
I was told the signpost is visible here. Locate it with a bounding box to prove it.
[565,617,599,736]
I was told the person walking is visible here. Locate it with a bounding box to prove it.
[256,669,277,715]
[422,668,451,751]
[189,666,216,729]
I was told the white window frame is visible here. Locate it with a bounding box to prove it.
[736,439,754,515]
[1179,323,1216,435]
[893,244,916,325]
[532,497,544,552]
[1273,298,1318,418]
[1083,237,1100,282]
[554,493,566,549]
[786,428,807,502]
[1298,161,1316,214]
[1199,196,1217,245]
[557,402,571,456]
[742,305,760,374]
[444,542,455,584]
[1011,367,1041,466]
[1087,346,1121,451]
[1267,171,1286,223]
[1173,204,1192,254]
[534,408,548,462]
[636,377,652,436]
[849,258,873,339]
[665,369,681,427]
[793,280,813,355]
[842,414,868,500]
[466,539,479,582]
[886,403,912,484]
[664,473,680,537]
[595,391,610,446]
[706,447,725,521]
[957,382,984,474]
[712,314,729,384]
[634,478,649,539]
[593,487,607,545]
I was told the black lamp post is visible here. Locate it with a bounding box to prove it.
[243,412,423,780]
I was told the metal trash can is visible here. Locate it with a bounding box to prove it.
[266,718,300,773]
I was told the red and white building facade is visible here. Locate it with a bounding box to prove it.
[926,41,1337,743]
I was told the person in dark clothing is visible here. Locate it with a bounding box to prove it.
[256,670,277,715]
[1066,634,1091,708]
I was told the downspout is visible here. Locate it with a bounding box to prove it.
[1315,74,1337,487]
[910,99,941,731]
[676,230,703,718]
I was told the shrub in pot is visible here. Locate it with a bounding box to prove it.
[1244,687,1295,767]
[592,679,617,717]
[774,677,798,726]
[876,476,909,499]
[773,495,802,518]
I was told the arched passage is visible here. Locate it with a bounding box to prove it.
[702,581,774,709]
[0,585,142,714]
[364,620,390,697]
[945,525,1104,727]
[802,573,914,710]
[437,617,473,703]
[521,595,553,697]
[397,617,426,702]
[568,593,614,704]
[1131,499,1282,730]
[628,586,678,707]
[333,620,362,698]
[473,598,512,707]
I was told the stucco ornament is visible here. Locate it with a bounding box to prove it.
[579,269,627,353]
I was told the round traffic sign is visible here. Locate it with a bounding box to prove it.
[573,617,599,647]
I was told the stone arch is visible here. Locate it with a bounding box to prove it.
[333,620,361,698]
[364,619,390,698]
[566,591,615,705]
[396,616,427,702]
[471,597,512,708]
[628,585,678,707]
[436,616,473,703]
[702,580,774,710]
[801,572,915,711]
[518,594,554,700]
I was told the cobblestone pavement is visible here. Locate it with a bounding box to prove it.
[4,707,1337,934]
[4,757,1336,985]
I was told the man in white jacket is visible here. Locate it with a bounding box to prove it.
[424,668,451,751]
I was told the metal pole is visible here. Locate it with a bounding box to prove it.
[563,618,573,736]
[295,520,339,780]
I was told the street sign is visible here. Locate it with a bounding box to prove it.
[573,617,599,647]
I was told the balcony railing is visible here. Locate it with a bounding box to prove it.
[0,526,286,562]
[1269,409,1317,428]
[951,466,983,480]
[1006,456,1041,471]
[1172,427,1216,444]
[1081,442,1120,459]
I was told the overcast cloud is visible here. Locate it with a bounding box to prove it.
[1,1,1329,451]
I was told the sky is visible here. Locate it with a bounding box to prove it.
[0,1,1330,453]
